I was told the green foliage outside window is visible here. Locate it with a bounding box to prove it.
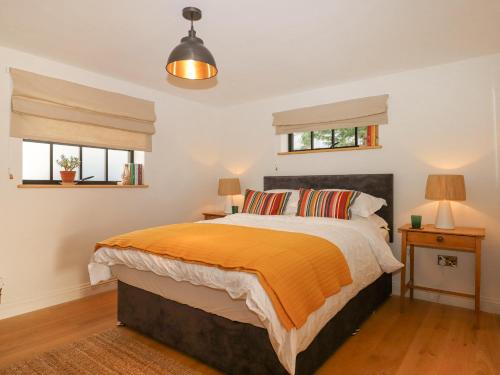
[290,126,368,151]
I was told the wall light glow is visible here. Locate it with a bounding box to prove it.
[416,149,486,170]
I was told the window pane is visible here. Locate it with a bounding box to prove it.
[82,147,105,181]
[334,128,356,147]
[292,132,311,150]
[134,151,145,165]
[357,127,368,146]
[53,144,80,180]
[108,149,129,181]
[23,141,50,180]
[313,130,332,148]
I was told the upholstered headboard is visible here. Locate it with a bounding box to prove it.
[263,174,394,242]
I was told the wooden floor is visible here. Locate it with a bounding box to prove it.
[0,292,499,374]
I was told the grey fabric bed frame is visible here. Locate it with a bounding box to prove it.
[118,174,394,375]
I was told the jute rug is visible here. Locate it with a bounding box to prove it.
[0,328,202,374]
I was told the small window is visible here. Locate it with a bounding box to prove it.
[108,149,130,182]
[22,141,51,180]
[82,147,106,181]
[313,130,333,148]
[22,140,144,185]
[52,144,80,180]
[288,125,378,152]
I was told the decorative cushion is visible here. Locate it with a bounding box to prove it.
[265,189,300,215]
[242,189,291,215]
[324,189,387,217]
[296,189,360,219]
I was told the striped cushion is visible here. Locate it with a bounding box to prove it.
[242,189,291,215]
[296,189,360,219]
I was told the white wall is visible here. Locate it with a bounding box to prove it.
[218,54,500,313]
[1,46,499,319]
[0,46,223,319]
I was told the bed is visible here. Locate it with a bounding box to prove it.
[89,174,399,375]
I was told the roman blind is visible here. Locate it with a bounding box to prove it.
[272,94,389,135]
[9,68,156,151]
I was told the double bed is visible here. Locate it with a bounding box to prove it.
[89,174,400,375]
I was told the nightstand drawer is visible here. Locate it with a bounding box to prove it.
[204,214,223,220]
[202,212,227,220]
[407,231,476,250]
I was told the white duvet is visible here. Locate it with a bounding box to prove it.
[89,214,402,374]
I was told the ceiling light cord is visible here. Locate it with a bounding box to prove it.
[189,15,196,38]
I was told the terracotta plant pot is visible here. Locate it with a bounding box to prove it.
[60,170,76,184]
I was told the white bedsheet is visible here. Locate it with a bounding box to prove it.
[111,264,265,327]
[89,214,402,374]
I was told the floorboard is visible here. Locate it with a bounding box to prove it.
[0,291,499,374]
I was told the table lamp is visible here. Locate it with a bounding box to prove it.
[218,178,241,214]
[425,174,466,229]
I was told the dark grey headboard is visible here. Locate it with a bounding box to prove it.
[264,174,394,242]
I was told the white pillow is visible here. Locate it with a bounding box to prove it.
[265,189,299,215]
[352,213,389,229]
[351,192,387,217]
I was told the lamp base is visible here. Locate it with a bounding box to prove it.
[435,200,455,229]
[224,196,233,214]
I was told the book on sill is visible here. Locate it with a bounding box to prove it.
[122,163,144,185]
[365,125,378,147]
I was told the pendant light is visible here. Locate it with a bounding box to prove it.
[166,7,217,80]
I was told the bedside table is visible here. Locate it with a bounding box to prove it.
[398,224,485,313]
[202,211,228,220]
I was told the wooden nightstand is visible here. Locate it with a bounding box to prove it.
[202,211,228,220]
[398,224,485,313]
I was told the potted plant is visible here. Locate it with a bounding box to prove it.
[57,154,80,184]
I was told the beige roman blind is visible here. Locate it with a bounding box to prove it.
[272,94,389,135]
[10,68,156,151]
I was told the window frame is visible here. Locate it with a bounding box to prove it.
[288,127,365,152]
[22,139,135,185]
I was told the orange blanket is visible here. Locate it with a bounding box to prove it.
[95,223,352,330]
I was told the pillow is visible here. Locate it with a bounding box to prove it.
[324,189,387,217]
[296,188,360,219]
[351,192,387,217]
[265,189,299,215]
[241,189,291,215]
[352,213,389,229]
[368,213,389,229]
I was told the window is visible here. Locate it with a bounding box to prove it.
[287,125,377,152]
[22,140,144,185]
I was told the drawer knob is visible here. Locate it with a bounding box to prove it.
[436,235,444,242]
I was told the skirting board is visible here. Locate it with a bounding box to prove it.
[0,280,116,320]
[391,276,500,315]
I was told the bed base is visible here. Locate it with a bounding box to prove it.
[117,273,391,375]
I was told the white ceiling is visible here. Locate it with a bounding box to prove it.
[1,0,500,107]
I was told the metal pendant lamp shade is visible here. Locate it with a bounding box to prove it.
[166,7,217,80]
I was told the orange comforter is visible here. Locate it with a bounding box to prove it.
[96,223,352,330]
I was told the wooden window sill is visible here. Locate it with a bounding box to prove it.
[17,184,149,189]
[277,145,382,155]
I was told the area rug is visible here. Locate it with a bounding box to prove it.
[0,328,202,375]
